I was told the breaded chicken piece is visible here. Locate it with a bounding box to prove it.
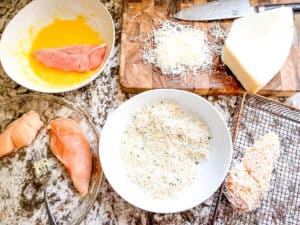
[225,132,280,212]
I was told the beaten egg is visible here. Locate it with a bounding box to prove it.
[28,16,104,88]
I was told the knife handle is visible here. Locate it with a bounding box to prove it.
[257,4,300,12]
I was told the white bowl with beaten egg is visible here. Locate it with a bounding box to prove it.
[0,0,114,93]
[100,89,233,213]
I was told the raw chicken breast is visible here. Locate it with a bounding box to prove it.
[33,44,107,73]
[49,118,92,197]
[0,111,43,158]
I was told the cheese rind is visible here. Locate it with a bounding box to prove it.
[221,7,294,94]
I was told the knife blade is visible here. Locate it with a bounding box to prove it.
[295,13,300,41]
[173,0,300,21]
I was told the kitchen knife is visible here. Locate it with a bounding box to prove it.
[173,0,300,21]
[295,13,300,41]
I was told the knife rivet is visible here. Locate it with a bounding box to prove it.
[232,9,239,16]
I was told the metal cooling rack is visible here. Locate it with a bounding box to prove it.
[213,94,300,225]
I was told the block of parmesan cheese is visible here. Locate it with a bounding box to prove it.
[221,7,294,94]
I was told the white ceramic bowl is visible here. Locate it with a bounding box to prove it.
[100,89,233,213]
[0,0,114,93]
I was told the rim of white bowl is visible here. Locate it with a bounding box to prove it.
[99,89,233,213]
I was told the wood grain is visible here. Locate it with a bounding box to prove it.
[120,0,300,96]
[250,0,300,6]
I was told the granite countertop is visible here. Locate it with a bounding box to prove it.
[0,1,299,225]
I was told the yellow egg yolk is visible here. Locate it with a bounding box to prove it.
[29,16,103,88]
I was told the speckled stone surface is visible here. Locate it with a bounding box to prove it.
[0,1,299,225]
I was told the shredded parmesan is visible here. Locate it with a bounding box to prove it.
[120,101,211,199]
[142,20,213,76]
[210,23,229,41]
[209,23,230,55]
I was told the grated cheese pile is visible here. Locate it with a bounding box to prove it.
[143,21,213,76]
[209,23,229,55]
[120,101,211,199]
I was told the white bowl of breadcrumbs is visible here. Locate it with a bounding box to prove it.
[100,89,232,213]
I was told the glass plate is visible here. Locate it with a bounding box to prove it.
[0,94,102,225]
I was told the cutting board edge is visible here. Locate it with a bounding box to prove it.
[120,82,300,96]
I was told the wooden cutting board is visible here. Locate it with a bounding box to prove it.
[120,0,300,96]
